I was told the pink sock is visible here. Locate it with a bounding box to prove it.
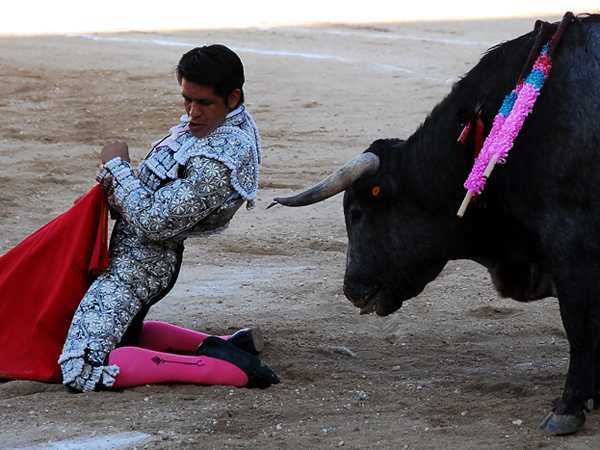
[137,321,231,353]
[107,346,248,388]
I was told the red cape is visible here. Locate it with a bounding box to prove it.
[0,185,109,382]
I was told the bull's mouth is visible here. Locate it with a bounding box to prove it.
[344,280,415,317]
[343,283,380,314]
[358,289,403,316]
[359,295,378,315]
[344,284,398,316]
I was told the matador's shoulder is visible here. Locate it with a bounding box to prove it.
[170,109,259,203]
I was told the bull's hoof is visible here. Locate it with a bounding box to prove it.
[538,411,584,435]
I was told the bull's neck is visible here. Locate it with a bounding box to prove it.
[400,109,475,213]
[398,29,540,215]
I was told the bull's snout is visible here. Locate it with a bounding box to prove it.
[343,278,379,314]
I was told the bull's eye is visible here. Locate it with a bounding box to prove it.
[372,186,380,196]
[350,208,362,224]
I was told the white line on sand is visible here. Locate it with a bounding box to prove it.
[68,33,462,82]
[10,432,151,450]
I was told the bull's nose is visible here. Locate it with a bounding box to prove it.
[343,279,378,307]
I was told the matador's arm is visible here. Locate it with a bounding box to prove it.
[97,156,236,241]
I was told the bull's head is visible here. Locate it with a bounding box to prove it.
[269,139,451,316]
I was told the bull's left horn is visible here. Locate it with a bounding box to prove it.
[267,152,380,208]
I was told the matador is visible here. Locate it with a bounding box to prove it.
[57,44,279,392]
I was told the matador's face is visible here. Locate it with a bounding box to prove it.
[181,78,240,138]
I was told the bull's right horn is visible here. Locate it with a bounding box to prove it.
[267,152,380,208]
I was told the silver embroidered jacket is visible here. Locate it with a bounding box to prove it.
[58,107,261,391]
[103,106,261,238]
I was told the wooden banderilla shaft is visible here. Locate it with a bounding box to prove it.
[456,158,497,218]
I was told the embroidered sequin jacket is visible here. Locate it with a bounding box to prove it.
[103,106,261,238]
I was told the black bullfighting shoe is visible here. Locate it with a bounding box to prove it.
[196,336,280,389]
[227,326,264,355]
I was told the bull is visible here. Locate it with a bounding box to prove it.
[270,13,600,435]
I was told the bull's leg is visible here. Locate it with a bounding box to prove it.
[539,297,599,435]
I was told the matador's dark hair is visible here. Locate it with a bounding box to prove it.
[176,44,245,106]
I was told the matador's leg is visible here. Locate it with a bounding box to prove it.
[137,321,264,355]
[107,337,279,389]
[59,219,183,392]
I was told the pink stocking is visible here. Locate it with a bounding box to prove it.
[107,346,248,388]
[137,321,231,354]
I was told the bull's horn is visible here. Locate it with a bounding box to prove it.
[267,152,380,208]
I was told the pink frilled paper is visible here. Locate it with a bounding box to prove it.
[457,47,552,217]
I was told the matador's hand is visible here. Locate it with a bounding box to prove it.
[101,140,131,164]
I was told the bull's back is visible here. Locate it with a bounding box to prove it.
[490,16,600,226]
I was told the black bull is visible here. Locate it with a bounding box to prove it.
[270,14,600,435]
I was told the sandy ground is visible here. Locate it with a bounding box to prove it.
[1,14,599,450]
